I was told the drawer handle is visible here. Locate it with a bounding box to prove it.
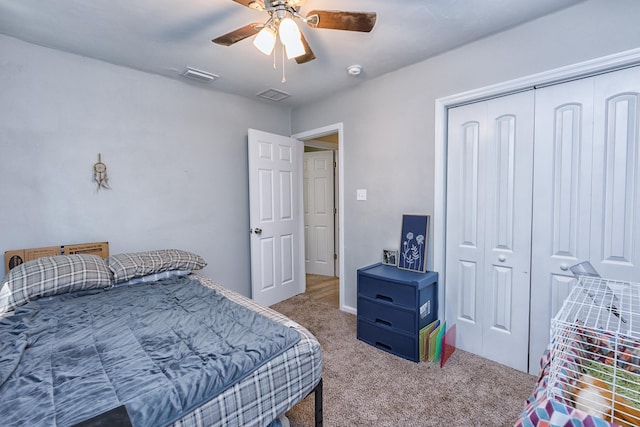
[375,294,393,303]
[375,318,392,327]
[375,341,392,351]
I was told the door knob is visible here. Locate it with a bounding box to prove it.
[254,227,263,235]
[560,263,569,271]
[498,254,506,262]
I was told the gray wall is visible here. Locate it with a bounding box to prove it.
[291,0,640,310]
[0,35,290,295]
[3,0,639,309]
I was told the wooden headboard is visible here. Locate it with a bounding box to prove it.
[4,242,109,273]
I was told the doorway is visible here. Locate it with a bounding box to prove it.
[303,137,338,307]
[293,124,344,311]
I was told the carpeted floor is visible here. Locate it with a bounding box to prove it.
[271,294,537,427]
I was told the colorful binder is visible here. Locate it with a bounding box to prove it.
[419,319,440,361]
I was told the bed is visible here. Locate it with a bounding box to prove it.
[0,249,323,427]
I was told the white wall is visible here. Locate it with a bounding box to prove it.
[291,0,640,311]
[0,35,291,296]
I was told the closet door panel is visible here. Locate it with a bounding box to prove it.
[481,92,534,371]
[603,94,636,262]
[552,105,583,257]
[492,115,516,250]
[446,91,533,372]
[529,66,640,374]
[529,77,594,373]
[591,66,640,279]
[458,260,478,322]
[446,102,487,353]
[489,265,513,331]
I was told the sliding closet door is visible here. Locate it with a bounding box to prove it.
[529,66,640,373]
[446,91,534,372]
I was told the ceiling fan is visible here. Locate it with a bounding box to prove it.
[212,0,377,64]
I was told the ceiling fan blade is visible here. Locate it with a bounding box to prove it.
[305,10,377,32]
[212,23,262,46]
[232,0,265,11]
[295,32,316,64]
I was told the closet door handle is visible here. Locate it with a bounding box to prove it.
[498,255,506,262]
[560,263,569,271]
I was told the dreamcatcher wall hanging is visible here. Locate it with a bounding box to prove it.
[93,153,111,191]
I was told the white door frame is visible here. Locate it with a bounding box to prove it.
[434,48,640,323]
[293,123,346,311]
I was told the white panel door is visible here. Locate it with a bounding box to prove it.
[590,66,640,281]
[529,66,640,372]
[248,129,303,306]
[529,77,595,372]
[303,150,335,276]
[481,94,535,369]
[445,100,487,354]
[446,91,534,372]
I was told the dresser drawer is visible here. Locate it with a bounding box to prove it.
[357,319,418,362]
[356,263,439,363]
[357,296,416,333]
[358,275,415,307]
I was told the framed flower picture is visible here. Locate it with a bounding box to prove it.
[398,214,429,272]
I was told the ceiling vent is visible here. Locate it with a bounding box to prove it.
[181,67,218,83]
[256,88,291,102]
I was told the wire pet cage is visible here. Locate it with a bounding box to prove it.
[547,263,640,427]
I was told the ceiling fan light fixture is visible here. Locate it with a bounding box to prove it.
[213,3,377,66]
[253,26,276,55]
[285,37,305,59]
[278,17,301,47]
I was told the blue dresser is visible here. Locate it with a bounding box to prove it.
[356,263,438,362]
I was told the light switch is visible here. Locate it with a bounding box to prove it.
[356,189,367,201]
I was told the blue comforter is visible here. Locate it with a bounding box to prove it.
[0,276,300,426]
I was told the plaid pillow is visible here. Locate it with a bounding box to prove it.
[115,269,192,287]
[0,254,113,315]
[107,249,207,284]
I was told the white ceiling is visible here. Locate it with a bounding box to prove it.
[0,0,585,107]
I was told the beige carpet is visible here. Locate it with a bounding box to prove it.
[271,294,537,427]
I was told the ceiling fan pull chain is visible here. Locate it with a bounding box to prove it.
[272,44,276,70]
[281,43,286,83]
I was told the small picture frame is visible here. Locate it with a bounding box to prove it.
[382,249,398,266]
[398,214,430,273]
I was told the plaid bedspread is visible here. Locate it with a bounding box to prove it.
[172,276,322,427]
